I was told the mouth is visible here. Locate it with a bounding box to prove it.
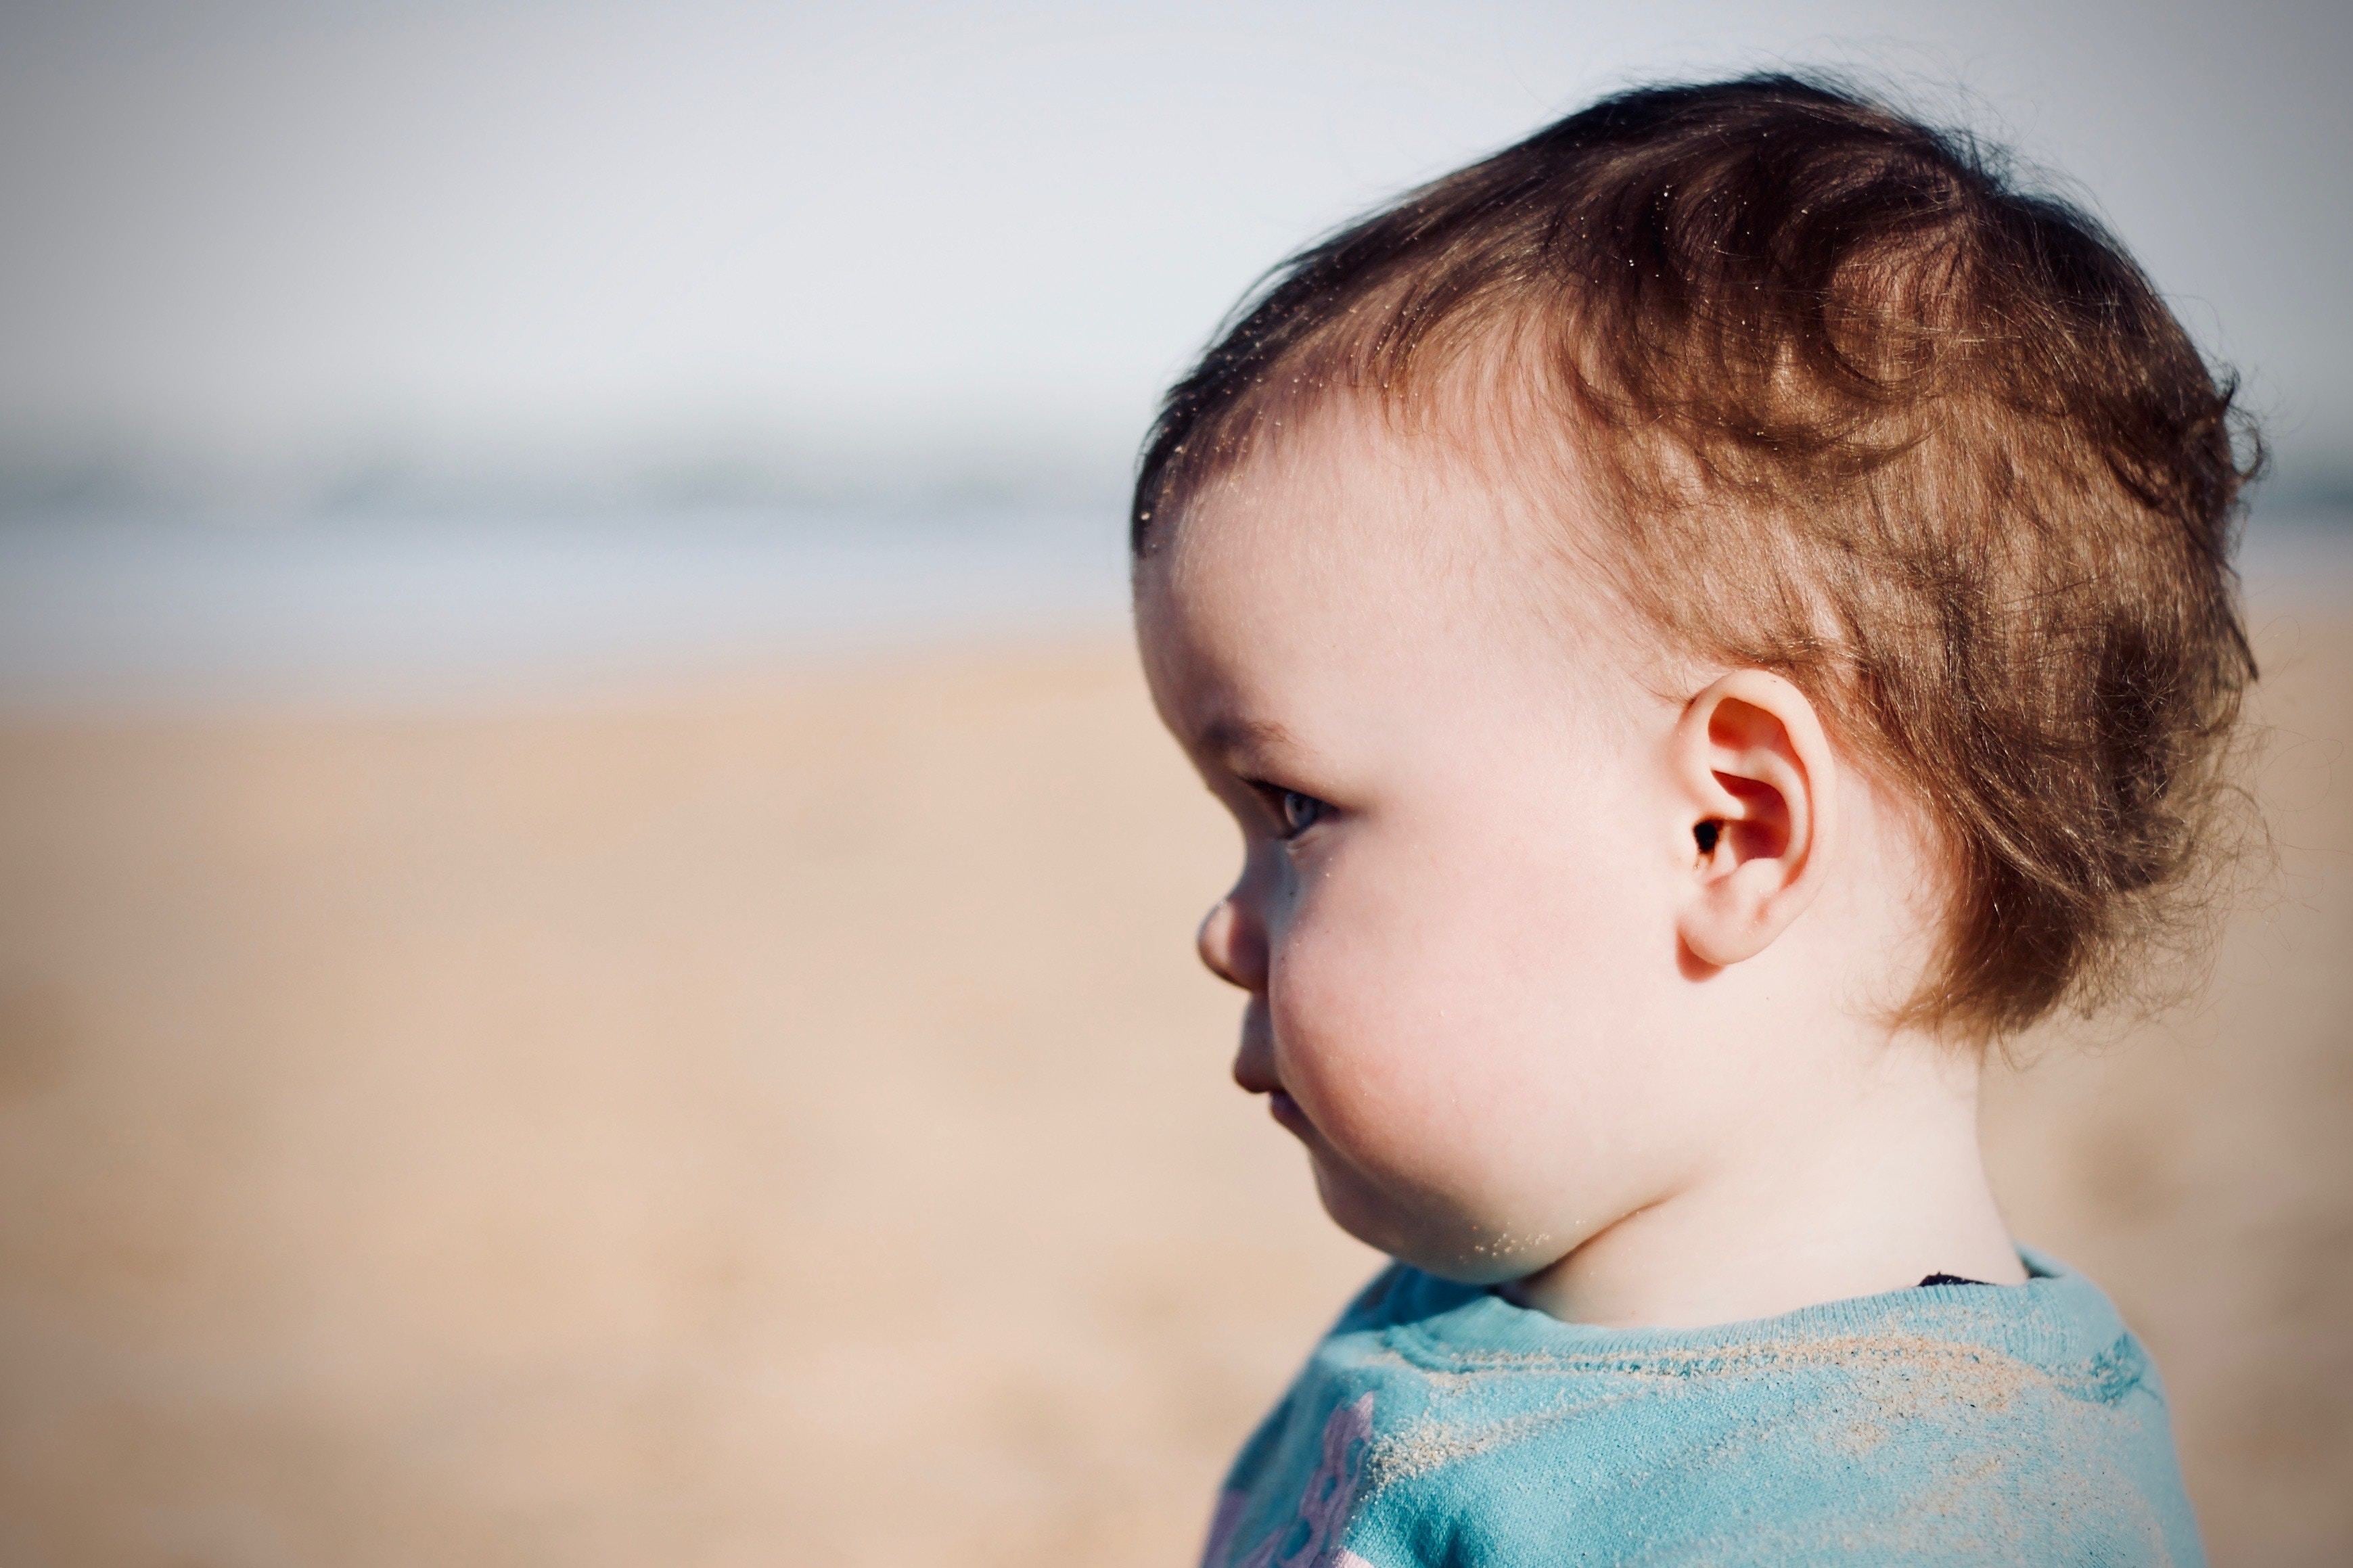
[1231,1004,1309,1136]
[1233,1058,1312,1137]
[1264,1087,1310,1136]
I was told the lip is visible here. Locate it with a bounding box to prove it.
[1265,1088,1310,1136]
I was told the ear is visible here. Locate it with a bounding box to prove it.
[1670,669,1837,968]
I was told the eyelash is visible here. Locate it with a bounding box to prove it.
[1264,786,1327,840]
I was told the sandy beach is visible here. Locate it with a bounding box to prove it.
[1,607,2348,1565]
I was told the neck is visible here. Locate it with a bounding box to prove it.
[1505,1039,2023,1329]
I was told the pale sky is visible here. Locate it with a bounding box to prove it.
[1,0,2347,502]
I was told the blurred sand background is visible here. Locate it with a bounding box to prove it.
[0,597,2347,1567]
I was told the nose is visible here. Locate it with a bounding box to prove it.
[1196,889,1268,992]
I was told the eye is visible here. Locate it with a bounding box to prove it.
[1277,788,1327,839]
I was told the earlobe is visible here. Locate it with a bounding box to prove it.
[1670,670,1837,967]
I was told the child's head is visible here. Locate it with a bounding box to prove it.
[1130,77,2256,1288]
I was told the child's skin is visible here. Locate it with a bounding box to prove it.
[1136,392,2026,1330]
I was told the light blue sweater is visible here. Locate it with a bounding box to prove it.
[1204,1249,2201,1566]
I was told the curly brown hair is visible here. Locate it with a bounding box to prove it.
[1133,74,2260,1045]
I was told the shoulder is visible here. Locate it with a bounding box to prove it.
[1208,1257,2204,1568]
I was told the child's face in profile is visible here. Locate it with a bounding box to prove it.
[1136,399,1788,1286]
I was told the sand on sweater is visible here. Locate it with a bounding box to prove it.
[0,609,2347,1567]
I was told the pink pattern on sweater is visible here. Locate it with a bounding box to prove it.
[1202,1393,1375,1568]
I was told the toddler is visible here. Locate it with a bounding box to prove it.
[1133,76,2249,1565]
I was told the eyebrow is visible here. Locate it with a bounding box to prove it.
[1197,714,1300,770]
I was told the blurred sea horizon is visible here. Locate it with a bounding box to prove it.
[0,503,1133,715]
[1,495,2346,717]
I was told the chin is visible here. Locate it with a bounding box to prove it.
[1412,1242,1553,1289]
[1308,1156,1414,1259]
[1310,1157,1547,1287]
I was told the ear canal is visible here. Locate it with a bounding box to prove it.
[1693,819,1722,856]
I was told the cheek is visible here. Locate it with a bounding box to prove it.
[1266,810,1678,1220]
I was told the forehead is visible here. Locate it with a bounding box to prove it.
[1133,396,1618,739]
